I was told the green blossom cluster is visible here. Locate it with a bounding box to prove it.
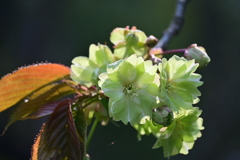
[134,107,204,157]
[70,27,210,158]
[110,27,147,59]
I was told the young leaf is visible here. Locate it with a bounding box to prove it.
[32,124,45,160]
[32,99,85,160]
[0,63,70,112]
[16,82,75,119]
[22,101,63,120]
[1,82,75,135]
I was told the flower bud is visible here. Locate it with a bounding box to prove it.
[146,35,158,48]
[184,44,210,68]
[152,106,173,126]
[125,32,139,46]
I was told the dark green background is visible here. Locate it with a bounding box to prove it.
[1,0,240,159]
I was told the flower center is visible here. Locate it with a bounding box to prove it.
[166,82,172,93]
[123,81,141,96]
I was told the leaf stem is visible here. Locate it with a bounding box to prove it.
[86,118,98,151]
[159,49,186,55]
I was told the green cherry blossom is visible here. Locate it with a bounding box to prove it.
[158,55,203,111]
[71,44,115,87]
[110,27,147,59]
[152,107,204,158]
[98,54,160,125]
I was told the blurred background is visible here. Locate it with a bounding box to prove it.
[0,0,240,159]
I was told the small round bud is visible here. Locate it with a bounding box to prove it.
[184,44,210,68]
[146,35,158,48]
[125,32,139,45]
[152,106,173,126]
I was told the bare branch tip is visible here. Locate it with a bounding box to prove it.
[153,0,192,50]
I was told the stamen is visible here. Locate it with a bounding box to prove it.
[123,81,141,96]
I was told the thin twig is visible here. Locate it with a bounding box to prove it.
[156,48,186,55]
[154,0,192,50]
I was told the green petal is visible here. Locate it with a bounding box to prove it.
[132,30,147,43]
[160,122,176,139]
[109,97,126,114]
[137,71,158,88]
[172,62,198,81]
[133,120,162,140]
[107,59,123,74]
[72,56,97,69]
[71,61,96,87]
[110,28,126,45]
[116,60,137,84]
[128,55,146,75]
[178,82,201,98]
[89,44,114,66]
[110,96,153,125]
[186,74,203,85]
[131,44,147,57]
[101,81,124,100]
[139,83,159,99]
[114,44,134,59]
[71,56,98,87]
[98,72,108,86]
[125,54,142,66]
[70,74,93,88]
[180,142,194,155]
[179,130,195,142]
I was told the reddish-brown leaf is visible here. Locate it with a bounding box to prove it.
[1,82,75,136]
[22,101,63,120]
[0,63,70,112]
[31,124,45,160]
[14,82,75,119]
[72,103,87,156]
[32,99,84,160]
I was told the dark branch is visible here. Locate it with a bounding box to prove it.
[154,0,192,50]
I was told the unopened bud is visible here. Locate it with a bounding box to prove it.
[146,35,158,48]
[184,44,210,68]
[152,106,173,126]
[125,32,138,46]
